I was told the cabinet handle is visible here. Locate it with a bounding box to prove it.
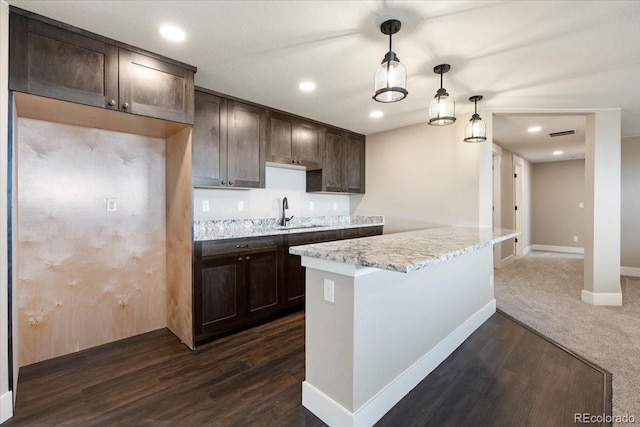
[122,102,129,110]
[236,244,249,248]
[221,180,226,185]
[108,99,116,106]
[245,256,250,260]
[229,181,234,186]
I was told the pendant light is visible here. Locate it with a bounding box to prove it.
[464,95,487,143]
[428,64,456,126]
[373,19,408,103]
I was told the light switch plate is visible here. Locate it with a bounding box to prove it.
[237,200,244,211]
[202,200,210,212]
[332,202,338,211]
[309,201,314,210]
[579,202,584,208]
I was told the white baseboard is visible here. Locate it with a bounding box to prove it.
[0,391,13,424]
[524,246,532,256]
[303,299,496,427]
[581,290,622,306]
[531,244,584,254]
[621,266,640,277]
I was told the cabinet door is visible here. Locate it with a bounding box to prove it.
[9,14,118,110]
[323,128,345,192]
[294,120,322,170]
[119,49,195,124]
[344,132,366,194]
[192,91,227,187]
[244,249,281,322]
[285,254,306,307]
[268,112,295,165]
[284,230,339,308]
[194,256,245,343]
[226,100,266,188]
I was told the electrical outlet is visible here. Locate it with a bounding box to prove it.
[202,200,210,212]
[323,279,335,303]
[106,198,117,212]
[332,202,338,211]
[237,200,244,211]
[309,201,314,210]
[579,202,584,208]
[573,236,579,242]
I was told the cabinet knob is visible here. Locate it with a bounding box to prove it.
[246,256,250,260]
[221,180,226,185]
[291,160,296,164]
[122,102,129,110]
[238,257,242,261]
[229,181,234,186]
[108,99,116,106]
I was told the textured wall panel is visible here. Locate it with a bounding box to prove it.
[17,118,166,366]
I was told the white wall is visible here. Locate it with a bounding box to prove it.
[1,0,13,422]
[194,166,350,220]
[352,112,482,233]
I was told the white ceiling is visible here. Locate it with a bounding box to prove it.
[493,114,586,163]
[8,1,640,140]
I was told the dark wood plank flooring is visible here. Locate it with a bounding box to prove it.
[3,311,609,426]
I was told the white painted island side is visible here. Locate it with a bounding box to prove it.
[289,226,518,427]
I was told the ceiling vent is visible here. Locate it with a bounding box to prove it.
[549,130,575,137]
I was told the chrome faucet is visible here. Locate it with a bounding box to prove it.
[281,197,293,226]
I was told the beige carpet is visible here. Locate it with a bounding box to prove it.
[495,256,640,426]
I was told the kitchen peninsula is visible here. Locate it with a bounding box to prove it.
[290,226,518,427]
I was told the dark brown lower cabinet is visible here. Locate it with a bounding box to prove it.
[194,245,281,345]
[193,226,383,345]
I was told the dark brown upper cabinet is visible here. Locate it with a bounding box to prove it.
[192,89,266,189]
[8,9,195,124]
[306,128,366,194]
[268,112,322,170]
[118,50,194,124]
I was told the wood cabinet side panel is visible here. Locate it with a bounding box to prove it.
[166,127,194,348]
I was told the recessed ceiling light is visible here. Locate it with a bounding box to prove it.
[298,81,316,92]
[553,150,563,155]
[159,25,186,42]
[369,111,384,119]
[528,126,541,132]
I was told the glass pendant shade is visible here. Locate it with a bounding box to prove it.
[464,95,487,143]
[373,19,407,103]
[464,114,487,142]
[373,52,407,103]
[428,88,456,126]
[428,64,456,126]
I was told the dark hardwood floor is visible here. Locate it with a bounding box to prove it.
[3,311,609,427]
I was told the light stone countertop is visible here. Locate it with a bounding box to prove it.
[193,215,384,241]
[289,226,518,273]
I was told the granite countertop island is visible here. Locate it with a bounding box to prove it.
[193,215,384,241]
[297,225,518,426]
[289,225,518,273]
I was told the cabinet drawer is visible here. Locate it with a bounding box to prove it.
[359,226,383,237]
[198,236,282,258]
[286,230,338,246]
